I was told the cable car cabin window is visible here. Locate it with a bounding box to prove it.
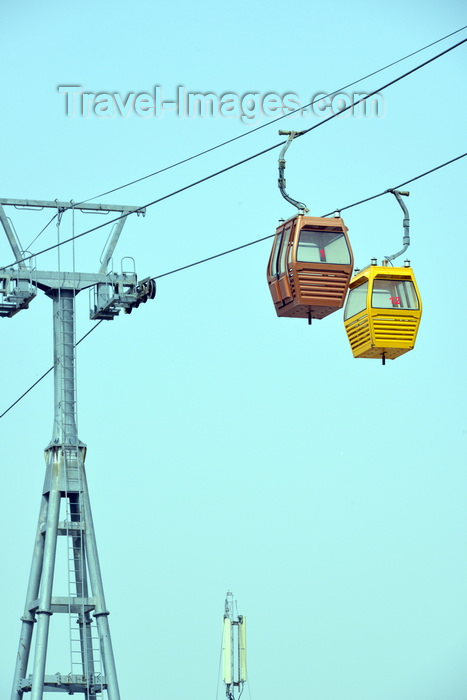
[279,227,292,275]
[344,281,369,320]
[270,231,283,277]
[372,279,420,310]
[297,230,351,265]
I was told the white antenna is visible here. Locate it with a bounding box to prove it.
[222,592,247,700]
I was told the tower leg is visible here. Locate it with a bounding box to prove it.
[11,496,48,700]
[81,468,121,700]
[30,460,62,700]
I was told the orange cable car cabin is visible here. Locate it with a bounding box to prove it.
[267,214,354,322]
[343,261,422,361]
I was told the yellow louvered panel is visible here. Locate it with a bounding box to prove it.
[372,315,418,346]
[345,315,371,355]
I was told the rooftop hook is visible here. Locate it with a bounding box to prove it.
[278,130,309,214]
[384,190,410,263]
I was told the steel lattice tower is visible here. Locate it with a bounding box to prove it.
[1,199,154,699]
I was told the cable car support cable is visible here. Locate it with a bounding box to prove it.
[3,35,466,272]
[1,151,465,418]
[76,26,467,206]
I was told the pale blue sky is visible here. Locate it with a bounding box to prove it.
[1,2,466,699]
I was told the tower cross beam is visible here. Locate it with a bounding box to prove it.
[0,197,145,214]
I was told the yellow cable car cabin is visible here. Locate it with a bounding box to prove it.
[266,215,354,322]
[343,261,422,361]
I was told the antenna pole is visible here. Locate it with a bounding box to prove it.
[222,592,247,700]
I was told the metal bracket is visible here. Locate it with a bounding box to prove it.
[385,190,410,263]
[0,271,37,317]
[90,274,156,320]
[278,130,309,214]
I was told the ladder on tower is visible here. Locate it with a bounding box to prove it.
[65,475,104,696]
